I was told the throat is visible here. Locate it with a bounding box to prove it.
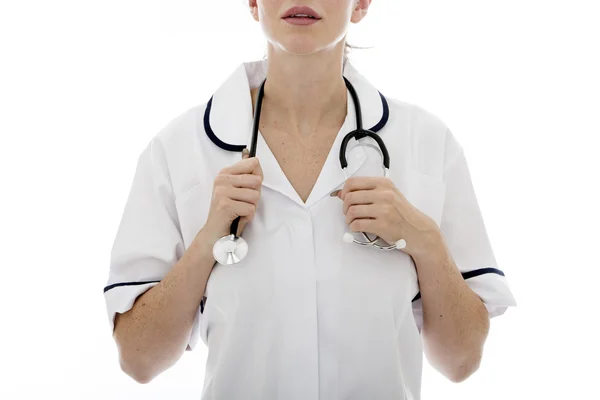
[250,87,347,138]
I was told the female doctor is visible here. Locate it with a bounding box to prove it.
[104,1,516,399]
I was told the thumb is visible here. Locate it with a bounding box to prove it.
[236,216,248,236]
[242,147,250,159]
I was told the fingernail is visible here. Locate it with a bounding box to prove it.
[330,189,341,198]
[242,148,250,158]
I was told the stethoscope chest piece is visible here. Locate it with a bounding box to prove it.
[213,234,249,265]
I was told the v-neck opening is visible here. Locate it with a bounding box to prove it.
[252,89,360,208]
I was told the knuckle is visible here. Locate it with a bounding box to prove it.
[347,205,356,218]
[345,192,354,203]
[215,197,228,212]
[213,186,224,198]
[218,166,230,175]
[238,203,249,216]
[384,204,393,216]
[214,174,225,185]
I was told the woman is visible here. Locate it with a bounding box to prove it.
[103,1,516,398]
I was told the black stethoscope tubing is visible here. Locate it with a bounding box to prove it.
[228,77,390,239]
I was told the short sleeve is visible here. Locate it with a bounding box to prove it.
[412,130,517,331]
[103,138,202,351]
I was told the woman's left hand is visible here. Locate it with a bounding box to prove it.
[337,176,441,259]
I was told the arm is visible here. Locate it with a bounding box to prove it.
[413,231,490,383]
[114,228,215,384]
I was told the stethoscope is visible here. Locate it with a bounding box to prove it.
[212,77,407,265]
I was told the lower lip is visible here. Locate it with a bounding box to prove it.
[284,17,320,26]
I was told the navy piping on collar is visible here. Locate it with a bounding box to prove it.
[203,97,247,152]
[411,267,506,302]
[203,91,390,152]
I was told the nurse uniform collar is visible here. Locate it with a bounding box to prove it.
[204,62,406,265]
[210,73,404,265]
[204,60,389,153]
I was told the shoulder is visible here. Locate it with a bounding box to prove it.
[134,102,217,195]
[385,97,450,143]
[151,103,208,153]
[140,102,211,166]
[384,96,461,174]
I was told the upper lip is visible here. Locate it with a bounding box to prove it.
[282,6,321,19]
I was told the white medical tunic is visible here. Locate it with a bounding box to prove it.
[104,59,517,400]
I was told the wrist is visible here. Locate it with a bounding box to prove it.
[412,228,446,266]
[191,228,219,267]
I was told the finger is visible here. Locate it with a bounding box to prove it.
[345,204,379,225]
[225,198,257,219]
[241,147,263,177]
[252,156,264,178]
[348,218,377,234]
[225,187,261,205]
[340,177,379,200]
[237,216,248,236]
[342,190,376,214]
[222,156,261,175]
[241,147,263,176]
[218,173,263,190]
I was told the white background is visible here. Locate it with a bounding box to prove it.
[1,0,599,399]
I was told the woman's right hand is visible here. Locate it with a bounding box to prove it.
[202,148,263,243]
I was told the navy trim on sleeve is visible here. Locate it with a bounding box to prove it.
[103,280,161,293]
[104,280,207,315]
[411,268,505,302]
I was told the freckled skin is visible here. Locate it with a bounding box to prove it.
[250,86,344,203]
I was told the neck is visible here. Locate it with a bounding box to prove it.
[255,42,348,137]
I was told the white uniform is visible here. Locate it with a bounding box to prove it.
[104,59,516,399]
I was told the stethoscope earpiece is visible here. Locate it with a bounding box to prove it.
[343,232,354,243]
[395,239,407,250]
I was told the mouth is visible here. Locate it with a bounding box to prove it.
[282,5,322,20]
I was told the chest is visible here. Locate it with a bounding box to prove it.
[259,127,339,203]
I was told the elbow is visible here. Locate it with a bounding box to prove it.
[446,352,482,383]
[119,353,156,384]
[115,338,186,384]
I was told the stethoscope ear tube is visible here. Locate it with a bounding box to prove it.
[339,129,390,170]
[340,77,390,170]
[213,76,403,264]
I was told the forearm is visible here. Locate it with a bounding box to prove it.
[114,228,216,383]
[413,230,490,382]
